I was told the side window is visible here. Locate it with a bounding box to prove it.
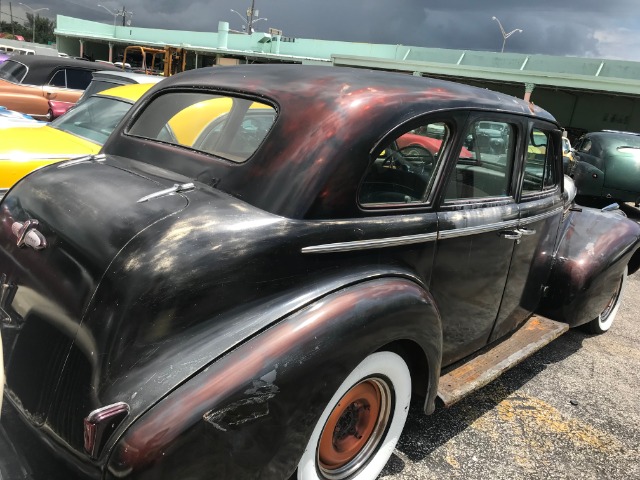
[359,122,449,205]
[66,69,94,90]
[49,69,66,87]
[445,120,515,200]
[578,138,592,153]
[523,128,557,194]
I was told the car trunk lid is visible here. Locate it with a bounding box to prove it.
[0,157,188,448]
[603,146,640,193]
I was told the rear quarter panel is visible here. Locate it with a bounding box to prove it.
[104,278,441,480]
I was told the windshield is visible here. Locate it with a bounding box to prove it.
[0,60,27,83]
[50,95,132,145]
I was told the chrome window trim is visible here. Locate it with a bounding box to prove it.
[519,207,563,226]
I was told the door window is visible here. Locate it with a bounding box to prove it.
[359,122,449,205]
[49,70,66,87]
[522,128,558,194]
[445,120,515,200]
[66,69,93,90]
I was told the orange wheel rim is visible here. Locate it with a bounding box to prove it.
[317,377,392,478]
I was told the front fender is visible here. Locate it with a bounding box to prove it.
[537,207,640,326]
[105,277,441,480]
[572,160,604,198]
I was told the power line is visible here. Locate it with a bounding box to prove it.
[0,8,28,24]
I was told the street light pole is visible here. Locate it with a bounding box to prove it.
[231,1,266,34]
[98,4,117,27]
[491,16,523,53]
[19,3,49,43]
[98,5,133,28]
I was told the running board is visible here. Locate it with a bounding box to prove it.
[437,315,569,407]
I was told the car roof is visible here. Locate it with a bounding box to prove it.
[155,64,557,123]
[97,83,155,102]
[107,65,560,219]
[91,69,164,84]
[4,55,120,84]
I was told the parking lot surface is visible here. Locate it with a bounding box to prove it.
[381,205,640,480]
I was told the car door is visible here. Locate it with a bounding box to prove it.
[489,122,564,341]
[433,113,523,366]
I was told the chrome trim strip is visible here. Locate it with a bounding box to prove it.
[137,182,196,203]
[301,232,438,254]
[438,219,520,240]
[519,207,563,225]
[57,153,107,169]
[302,208,563,254]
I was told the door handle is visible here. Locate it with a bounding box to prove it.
[516,227,536,236]
[499,230,522,243]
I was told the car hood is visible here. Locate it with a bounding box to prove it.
[0,156,189,451]
[0,125,99,161]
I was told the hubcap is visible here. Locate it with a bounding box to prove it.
[317,377,392,479]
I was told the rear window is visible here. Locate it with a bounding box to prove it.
[128,92,276,163]
[0,60,27,83]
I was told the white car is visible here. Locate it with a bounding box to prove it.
[0,106,40,129]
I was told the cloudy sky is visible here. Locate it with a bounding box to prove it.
[7,0,640,61]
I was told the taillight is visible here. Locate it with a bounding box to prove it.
[84,402,130,459]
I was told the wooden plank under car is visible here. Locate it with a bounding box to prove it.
[437,315,569,407]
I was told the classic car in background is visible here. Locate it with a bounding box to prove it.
[1,65,639,480]
[562,135,575,174]
[47,70,165,121]
[0,83,154,197]
[571,130,640,206]
[0,55,119,120]
[0,105,38,128]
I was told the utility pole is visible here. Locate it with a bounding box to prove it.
[247,0,255,33]
[9,1,14,35]
[121,6,126,26]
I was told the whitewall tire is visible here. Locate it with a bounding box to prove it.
[297,351,411,480]
[586,266,627,334]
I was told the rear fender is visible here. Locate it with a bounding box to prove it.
[105,277,442,480]
[537,207,640,326]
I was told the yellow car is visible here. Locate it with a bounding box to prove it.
[163,97,271,147]
[0,83,154,197]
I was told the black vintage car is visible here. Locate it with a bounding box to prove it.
[1,65,639,480]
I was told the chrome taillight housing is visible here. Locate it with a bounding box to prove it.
[84,402,130,459]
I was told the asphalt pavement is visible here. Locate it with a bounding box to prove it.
[381,204,640,480]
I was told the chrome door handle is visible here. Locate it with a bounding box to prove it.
[516,227,536,236]
[500,230,522,242]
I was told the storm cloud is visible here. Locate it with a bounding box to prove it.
[12,0,640,60]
